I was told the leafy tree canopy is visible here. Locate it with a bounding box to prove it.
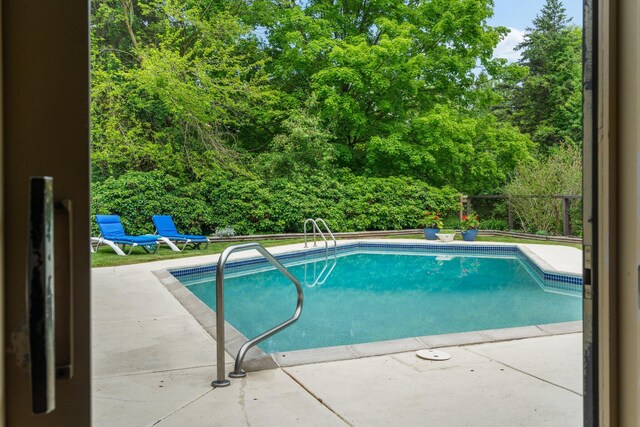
[89,0,581,234]
[91,0,279,180]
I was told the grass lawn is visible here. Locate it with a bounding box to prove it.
[92,233,582,268]
[91,238,307,268]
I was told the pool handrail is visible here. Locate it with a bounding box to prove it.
[303,218,337,255]
[211,242,304,388]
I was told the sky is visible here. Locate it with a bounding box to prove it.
[489,0,583,62]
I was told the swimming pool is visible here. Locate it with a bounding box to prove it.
[169,243,582,354]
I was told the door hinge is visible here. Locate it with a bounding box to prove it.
[584,245,592,269]
[584,283,593,300]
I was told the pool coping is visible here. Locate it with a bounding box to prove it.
[152,239,583,371]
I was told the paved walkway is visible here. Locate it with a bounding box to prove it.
[92,240,583,426]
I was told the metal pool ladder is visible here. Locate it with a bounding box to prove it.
[211,242,303,388]
[303,218,337,254]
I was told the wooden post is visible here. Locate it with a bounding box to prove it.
[507,199,514,230]
[466,197,472,216]
[459,194,468,220]
[562,197,571,236]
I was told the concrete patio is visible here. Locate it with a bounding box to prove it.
[92,240,583,426]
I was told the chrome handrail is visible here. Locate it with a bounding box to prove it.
[303,218,337,254]
[211,243,304,387]
[314,218,337,248]
[303,218,324,248]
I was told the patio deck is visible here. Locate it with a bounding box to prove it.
[92,240,583,426]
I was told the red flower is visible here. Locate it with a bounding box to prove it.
[436,212,441,215]
[426,211,430,215]
[462,215,468,220]
[434,216,439,220]
[475,216,479,220]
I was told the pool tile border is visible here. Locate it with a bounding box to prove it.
[155,240,584,370]
[168,241,583,289]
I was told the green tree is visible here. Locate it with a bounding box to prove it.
[512,0,582,151]
[364,105,532,193]
[239,0,537,189]
[90,0,279,179]
[254,0,511,167]
[253,109,339,179]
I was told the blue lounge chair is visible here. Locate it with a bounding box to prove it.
[152,215,210,250]
[95,215,160,256]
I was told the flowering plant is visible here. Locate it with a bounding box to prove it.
[424,211,443,229]
[460,212,480,230]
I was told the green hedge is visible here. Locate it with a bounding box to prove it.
[91,171,213,236]
[91,171,461,236]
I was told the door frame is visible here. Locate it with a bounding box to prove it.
[585,0,640,425]
[2,0,91,424]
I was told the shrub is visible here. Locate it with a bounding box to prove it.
[479,219,508,231]
[503,145,581,235]
[92,171,462,236]
[91,171,213,235]
[569,198,583,237]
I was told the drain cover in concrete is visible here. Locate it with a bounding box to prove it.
[416,349,451,361]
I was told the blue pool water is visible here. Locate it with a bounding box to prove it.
[178,248,582,353]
